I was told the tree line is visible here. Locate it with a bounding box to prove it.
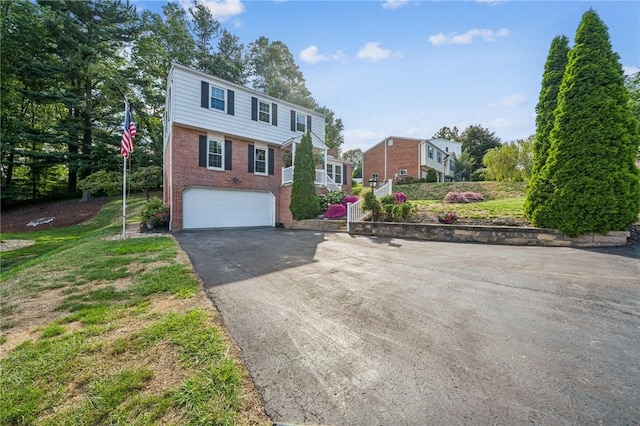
[0,0,344,207]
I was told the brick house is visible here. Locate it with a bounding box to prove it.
[362,136,461,186]
[163,64,351,231]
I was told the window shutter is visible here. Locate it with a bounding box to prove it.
[307,115,312,133]
[248,144,254,173]
[272,103,278,126]
[201,81,209,109]
[225,140,232,170]
[290,110,296,131]
[198,135,207,167]
[227,90,234,115]
[251,97,258,121]
[268,148,274,175]
[343,165,348,182]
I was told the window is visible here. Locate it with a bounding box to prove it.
[255,146,267,175]
[334,164,342,184]
[208,140,223,169]
[296,113,306,132]
[327,164,333,175]
[437,152,443,163]
[210,86,225,111]
[258,101,270,123]
[449,160,455,172]
[400,169,408,176]
[428,146,433,159]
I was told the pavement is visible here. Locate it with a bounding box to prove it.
[175,228,640,425]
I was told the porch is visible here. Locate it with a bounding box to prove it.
[282,166,342,191]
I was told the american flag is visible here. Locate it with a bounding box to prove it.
[120,107,137,158]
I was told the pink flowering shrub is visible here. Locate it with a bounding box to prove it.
[437,212,458,224]
[393,191,408,204]
[342,195,359,206]
[324,203,347,219]
[443,191,484,203]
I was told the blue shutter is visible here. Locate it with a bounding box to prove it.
[227,90,234,115]
[307,115,312,133]
[343,164,348,183]
[200,81,209,109]
[248,144,254,173]
[290,110,296,131]
[272,103,278,126]
[268,148,275,175]
[225,140,232,170]
[251,97,258,121]
[198,135,207,167]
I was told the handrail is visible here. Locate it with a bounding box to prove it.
[347,179,392,232]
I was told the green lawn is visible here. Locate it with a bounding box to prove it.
[414,197,526,219]
[0,197,269,425]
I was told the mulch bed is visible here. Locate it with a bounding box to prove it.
[1,197,111,234]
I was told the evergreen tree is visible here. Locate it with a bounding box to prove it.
[524,35,570,221]
[459,124,502,171]
[531,9,640,236]
[290,133,320,220]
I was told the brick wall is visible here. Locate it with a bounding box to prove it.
[279,185,293,228]
[169,125,286,231]
[363,138,420,186]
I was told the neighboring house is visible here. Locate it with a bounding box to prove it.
[362,136,461,185]
[163,63,351,231]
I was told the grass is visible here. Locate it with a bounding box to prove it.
[394,181,527,221]
[0,197,269,425]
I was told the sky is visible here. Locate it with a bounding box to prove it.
[136,0,640,152]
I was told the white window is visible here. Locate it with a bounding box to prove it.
[208,139,223,170]
[437,152,443,163]
[428,146,433,159]
[210,86,225,111]
[255,145,267,175]
[296,113,306,132]
[334,164,342,184]
[400,169,407,176]
[258,101,270,123]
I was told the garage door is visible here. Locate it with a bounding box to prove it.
[182,187,275,229]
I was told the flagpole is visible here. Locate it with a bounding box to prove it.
[122,98,128,239]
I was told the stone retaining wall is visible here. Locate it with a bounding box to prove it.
[291,219,347,232]
[349,221,630,247]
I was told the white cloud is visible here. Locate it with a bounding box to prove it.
[299,45,344,64]
[179,0,244,21]
[357,42,392,61]
[428,28,510,45]
[382,0,408,9]
[623,65,640,76]
[233,19,244,28]
[499,93,526,108]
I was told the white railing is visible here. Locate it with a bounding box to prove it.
[374,179,393,198]
[346,199,369,232]
[347,179,393,232]
[315,169,325,185]
[282,166,294,184]
[325,174,341,192]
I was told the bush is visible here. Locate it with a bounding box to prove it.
[342,195,359,205]
[362,190,382,221]
[444,191,484,203]
[290,133,320,219]
[437,212,458,224]
[470,168,487,181]
[380,195,395,205]
[393,191,408,204]
[318,191,346,211]
[391,202,417,222]
[140,196,170,229]
[324,203,347,219]
[78,170,122,196]
[395,176,429,185]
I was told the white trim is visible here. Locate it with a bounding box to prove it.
[258,99,270,124]
[209,84,226,113]
[254,142,268,176]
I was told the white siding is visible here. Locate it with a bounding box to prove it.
[169,64,325,147]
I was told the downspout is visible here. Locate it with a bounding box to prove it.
[418,141,423,178]
[384,137,387,182]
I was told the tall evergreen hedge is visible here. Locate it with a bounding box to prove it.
[289,132,320,220]
[531,10,640,236]
[524,35,569,221]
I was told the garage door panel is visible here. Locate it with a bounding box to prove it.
[183,188,275,229]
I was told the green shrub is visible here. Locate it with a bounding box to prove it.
[78,171,122,196]
[318,191,346,211]
[352,186,363,196]
[379,195,395,205]
[290,133,320,219]
[140,197,170,229]
[470,168,487,181]
[362,190,382,221]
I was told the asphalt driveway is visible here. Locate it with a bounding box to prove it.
[175,229,640,425]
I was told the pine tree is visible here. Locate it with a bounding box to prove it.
[531,9,640,236]
[524,35,569,221]
[289,133,320,220]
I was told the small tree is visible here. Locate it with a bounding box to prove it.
[525,35,570,220]
[131,165,163,201]
[289,132,320,219]
[531,10,640,236]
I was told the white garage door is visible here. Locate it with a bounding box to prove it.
[182,187,275,229]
